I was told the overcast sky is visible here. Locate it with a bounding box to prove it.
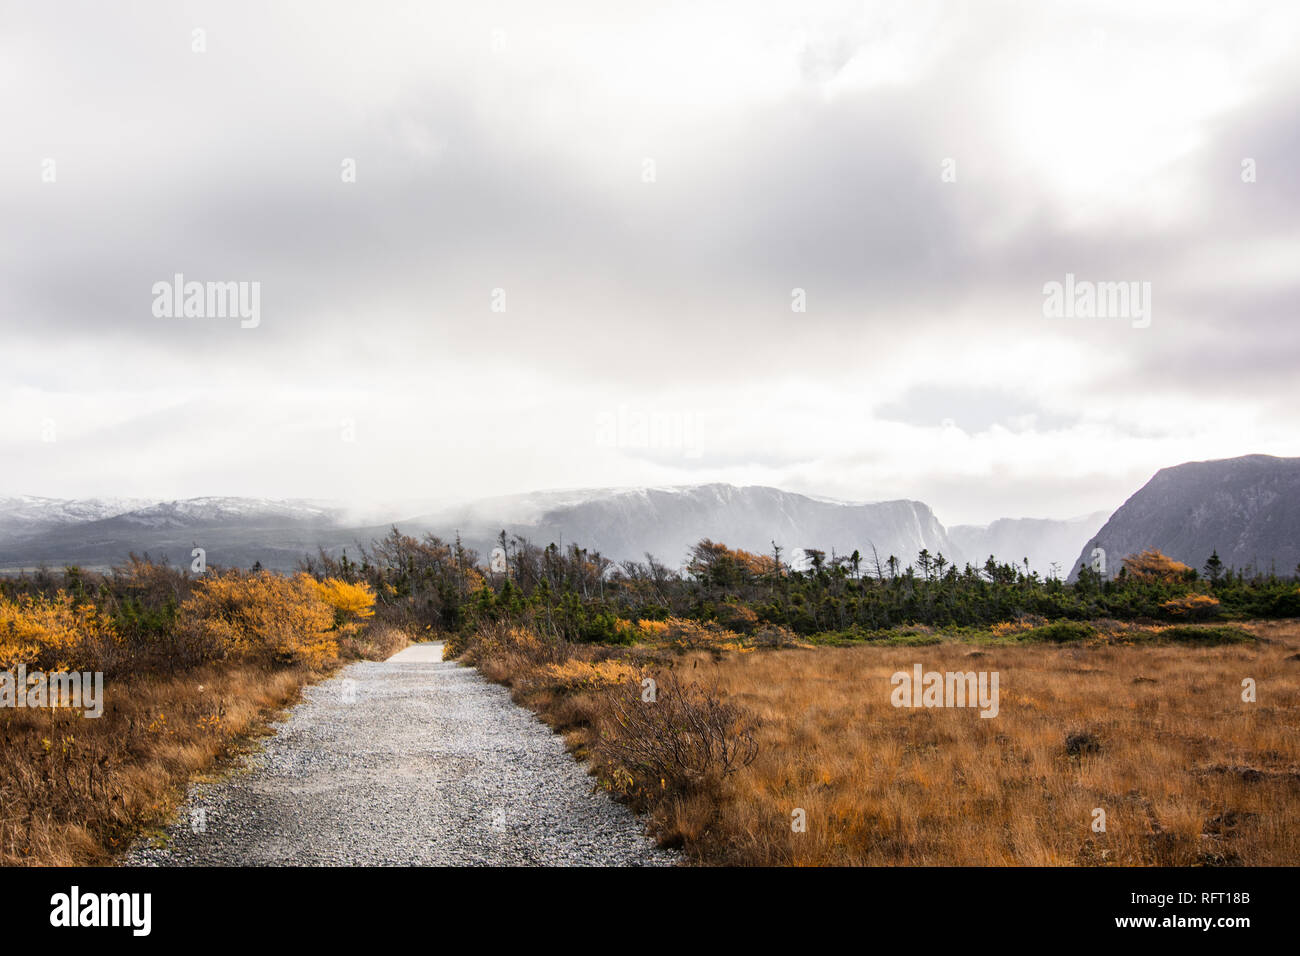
[2,0,1297,525]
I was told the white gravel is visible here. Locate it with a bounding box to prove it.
[124,643,677,866]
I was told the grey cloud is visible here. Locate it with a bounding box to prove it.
[2,0,1297,517]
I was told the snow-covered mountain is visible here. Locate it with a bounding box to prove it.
[111,497,344,529]
[0,496,350,570]
[1069,454,1300,579]
[0,496,153,539]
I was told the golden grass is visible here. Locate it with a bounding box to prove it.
[0,624,410,867]
[474,620,1300,866]
[0,663,306,865]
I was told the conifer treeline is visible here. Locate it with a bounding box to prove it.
[298,529,1300,641]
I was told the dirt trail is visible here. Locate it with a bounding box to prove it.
[125,644,675,866]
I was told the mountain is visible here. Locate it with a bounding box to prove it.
[0,485,959,572]
[404,484,956,568]
[0,496,152,540]
[8,459,1294,579]
[0,497,351,571]
[106,497,344,529]
[949,512,1110,577]
[1068,454,1300,579]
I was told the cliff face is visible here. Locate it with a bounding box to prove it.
[1069,455,1300,579]
[404,484,955,567]
[520,484,955,567]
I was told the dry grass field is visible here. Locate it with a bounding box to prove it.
[0,623,408,866]
[0,663,309,865]
[468,620,1300,866]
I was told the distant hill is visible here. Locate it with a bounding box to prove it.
[1069,454,1300,579]
[949,512,1110,578]
[8,458,1296,580]
[402,484,956,569]
[0,497,350,571]
[0,496,151,540]
[0,485,960,573]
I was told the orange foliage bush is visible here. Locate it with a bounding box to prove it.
[313,578,377,624]
[178,571,338,668]
[714,602,760,633]
[1123,549,1193,580]
[0,593,117,670]
[540,658,641,691]
[687,540,779,583]
[1160,593,1222,620]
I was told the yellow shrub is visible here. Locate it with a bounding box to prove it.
[0,593,116,669]
[179,571,338,668]
[541,659,640,691]
[1123,549,1192,580]
[635,620,670,639]
[658,616,747,649]
[1159,593,1221,620]
[314,578,377,623]
[989,617,1045,638]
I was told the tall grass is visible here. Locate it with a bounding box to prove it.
[0,563,408,865]
[453,619,1300,865]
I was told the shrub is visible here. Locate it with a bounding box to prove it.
[595,675,758,799]
[1122,549,1193,581]
[1065,730,1102,756]
[455,621,569,669]
[313,578,376,625]
[178,571,338,668]
[539,658,641,692]
[1156,624,1254,646]
[751,622,799,648]
[0,593,117,670]
[656,616,745,650]
[578,611,628,644]
[879,632,943,647]
[1160,593,1221,621]
[989,616,1047,639]
[713,602,759,634]
[1020,620,1097,643]
[337,622,409,661]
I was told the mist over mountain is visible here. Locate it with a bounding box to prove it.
[0,485,962,573]
[405,484,955,569]
[949,512,1111,578]
[6,457,1295,579]
[1069,455,1300,580]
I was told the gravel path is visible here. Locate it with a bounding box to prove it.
[124,644,676,866]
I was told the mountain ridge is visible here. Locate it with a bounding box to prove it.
[0,484,1086,573]
[10,456,1295,578]
[1068,454,1300,580]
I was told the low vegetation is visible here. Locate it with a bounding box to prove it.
[452,618,1300,865]
[0,561,405,865]
[3,534,1296,867]
[302,531,1300,642]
